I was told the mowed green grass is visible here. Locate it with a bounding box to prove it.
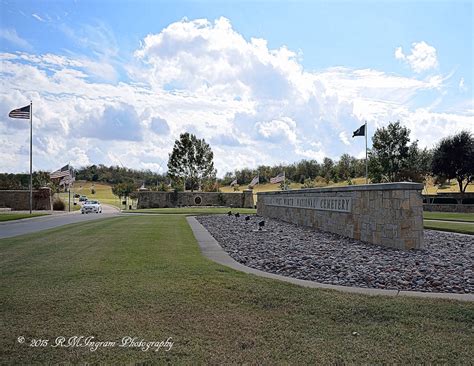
[1,216,473,364]
[73,181,121,207]
[424,220,474,235]
[132,207,257,215]
[423,211,474,223]
[0,213,48,222]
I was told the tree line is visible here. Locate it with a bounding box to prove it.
[221,123,473,192]
[1,123,472,194]
[75,164,168,185]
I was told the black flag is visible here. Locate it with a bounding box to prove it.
[352,124,365,137]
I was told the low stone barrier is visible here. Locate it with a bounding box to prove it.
[257,183,424,250]
[0,188,53,210]
[137,190,254,209]
[423,204,474,213]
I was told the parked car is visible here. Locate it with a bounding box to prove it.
[81,200,102,214]
[79,195,88,202]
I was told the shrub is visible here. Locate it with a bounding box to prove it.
[53,198,66,211]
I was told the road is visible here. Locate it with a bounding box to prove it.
[0,204,120,239]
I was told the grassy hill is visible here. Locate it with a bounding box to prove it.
[58,181,121,208]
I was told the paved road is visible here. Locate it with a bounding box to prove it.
[0,204,120,239]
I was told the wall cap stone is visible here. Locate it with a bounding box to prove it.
[257,182,423,196]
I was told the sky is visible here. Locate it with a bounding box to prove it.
[0,0,472,176]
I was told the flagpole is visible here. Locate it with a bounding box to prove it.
[29,101,33,214]
[365,120,368,184]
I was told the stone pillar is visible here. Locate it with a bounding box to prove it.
[242,189,255,208]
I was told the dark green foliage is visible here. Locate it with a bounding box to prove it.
[75,164,167,186]
[222,157,366,186]
[432,131,473,192]
[52,198,65,211]
[111,181,137,199]
[0,171,52,190]
[368,121,430,183]
[167,132,216,191]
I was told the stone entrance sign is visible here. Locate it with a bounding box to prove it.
[257,182,424,250]
[265,195,352,213]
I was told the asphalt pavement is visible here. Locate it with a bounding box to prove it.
[0,204,120,239]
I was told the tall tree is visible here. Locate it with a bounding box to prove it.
[167,132,216,191]
[368,121,419,182]
[432,131,474,192]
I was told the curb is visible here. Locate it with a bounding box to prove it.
[186,216,473,302]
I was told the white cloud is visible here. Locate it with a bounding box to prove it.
[0,18,471,176]
[256,117,298,145]
[395,41,439,73]
[339,131,350,146]
[32,13,45,22]
[0,28,32,50]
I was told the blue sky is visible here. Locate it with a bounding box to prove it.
[0,0,472,175]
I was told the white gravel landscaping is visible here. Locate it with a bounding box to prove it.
[197,214,473,294]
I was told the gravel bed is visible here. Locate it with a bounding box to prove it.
[197,214,474,294]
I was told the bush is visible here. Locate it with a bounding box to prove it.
[53,198,66,211]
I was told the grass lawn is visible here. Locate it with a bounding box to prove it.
[423,211,474,223]
[72,181,122,208]
[424,220,474,235]
[0,215,473,364]
[0,213,48,222]
[131,207,257,215]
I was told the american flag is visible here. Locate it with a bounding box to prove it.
[270,172,285,184]
[248,175,259,188]
[9,105,31,119]
[230,179,238,186]
[50,164,75,186]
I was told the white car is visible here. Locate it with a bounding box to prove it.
[81,200,102,214]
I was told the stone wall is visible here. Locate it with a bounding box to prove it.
[257,183,424,250]
[137,190,254,209]
[423,193,474,213]
[0,188,53,210]
[423,204,474,213]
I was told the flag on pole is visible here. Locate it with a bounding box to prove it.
[352,124,366,137]
[230,179,238,186]
[270,172,285,184]
[248,175,259,188]
[50,164,75,186]
[9,105,31,119]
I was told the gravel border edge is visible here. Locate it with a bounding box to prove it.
[186,216,474,302]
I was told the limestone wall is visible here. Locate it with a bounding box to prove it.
[423,204,474,213]
[137,190,254,209]
[0,188,53,210]
[257,183,424,250]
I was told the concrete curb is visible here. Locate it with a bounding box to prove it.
[186,216,473,302]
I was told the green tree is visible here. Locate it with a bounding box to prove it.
[336,154,354,181]
[321,157,335,183]
[167,132,216,191]
[112,182,136,202]
[368,121,423,182]
[432,131,474,192]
